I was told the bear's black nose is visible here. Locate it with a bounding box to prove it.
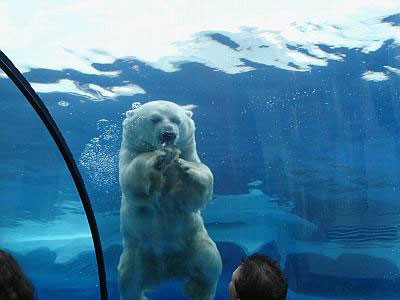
[160,131,177,143]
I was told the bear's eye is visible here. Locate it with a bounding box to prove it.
[171,116,181,125]
[149,114,162,124]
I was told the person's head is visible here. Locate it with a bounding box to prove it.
[0,249,36,300]
[229,253,288,300]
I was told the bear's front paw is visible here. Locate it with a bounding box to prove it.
[176,159,198,183]
[154,147,180,171]
[176,158,190,172]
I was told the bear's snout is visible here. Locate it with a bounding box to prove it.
[159,131,177,144]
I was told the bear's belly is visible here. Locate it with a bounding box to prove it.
[121,202,201,256]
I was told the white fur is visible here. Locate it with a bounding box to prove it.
[118,100,222,300]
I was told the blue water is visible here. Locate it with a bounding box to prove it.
[1,12,400,300]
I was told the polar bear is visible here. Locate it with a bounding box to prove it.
[118,100,222,300]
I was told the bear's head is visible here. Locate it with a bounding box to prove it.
[122,100,197,156]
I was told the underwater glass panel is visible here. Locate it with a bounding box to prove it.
[2,2,400,300]
[0,71,100,300]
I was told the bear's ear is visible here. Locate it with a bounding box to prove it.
[185,110,193,118]
[181,104,197,118]
[125,102,142,118]
[126,109,135,118]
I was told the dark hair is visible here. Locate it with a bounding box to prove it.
[0,249,36,300]
[235,253,287,300]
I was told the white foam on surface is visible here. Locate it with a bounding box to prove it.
[111,84,146,97]
[0,0,399,76]
[361,71,390,81]
[31,79,146,100]
[385,65,400,74]
[31,79,95,98]
[87,83,116,98]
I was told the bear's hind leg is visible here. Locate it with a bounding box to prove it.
[184,280,218,300]
[183,236,222,300]
[118,246,149,300]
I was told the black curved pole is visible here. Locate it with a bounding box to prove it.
[0,50,108,300]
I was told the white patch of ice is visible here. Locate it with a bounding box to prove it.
[31,79,96,99]
[361,71,389,81]
[0,0,399,76]
[384,65,400,74]
[31,79,146,100]
[111,83,146,97]
[87,83,116,98]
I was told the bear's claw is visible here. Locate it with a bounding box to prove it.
[154,147,180,170]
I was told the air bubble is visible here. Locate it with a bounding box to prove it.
[132,102,141,109]
[96,119,109,132]
[79,119,120,189]
[58,100,70,107]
